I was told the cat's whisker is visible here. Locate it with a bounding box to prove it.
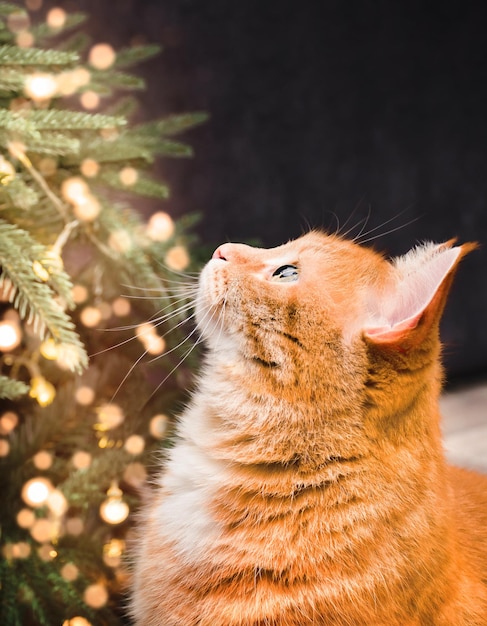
[358,214,422,245]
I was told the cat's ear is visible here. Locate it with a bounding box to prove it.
[364,240,477,347]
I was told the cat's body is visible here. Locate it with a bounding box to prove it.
[131,231,487,625]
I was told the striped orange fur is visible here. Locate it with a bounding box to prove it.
[131,231,486,625]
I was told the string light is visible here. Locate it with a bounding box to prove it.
[16,508,36,529]
[119,166,138,186]
[80,90,100,110]
[111,297,131,317]
[33,450,53,470]
[32,259,50,282]
[146,211,175,242]
[99,481,129,525]
[63,618,92,626]
[21,477,53,507]
[72,450,92,469]
[135,322,165,354]
[24,73,58,101]
[74,386,95,406]
[46,7,66,29]
[84,582,109,609]
[38,157,57,176]
[123,462,147,488]
[149,414,168,439]
[165,245,190,271]
[7,11,30,33]
[71,284,88,304]
[80,305,102,328]
[12,542,31,559]
[37,542,57,561]
[0,439,10,457]
[40,338,59,360]
[60,562,79,582]
[61,177,101,221]
[124,434,145,455]
[65,516,84,536]
[25,0,42,11]
[108,229,132,253]
[89,43,116,70]
[29,376,56,406]
[80,158,99,178]
[96,403,125,430]
[30,518,54,543]
[16,31,34,48]
[56,68,91,96]
[0,319,22,351]
[103,538,125,567]
[0,411,18,434]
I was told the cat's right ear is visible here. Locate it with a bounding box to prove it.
[363,240,477,350]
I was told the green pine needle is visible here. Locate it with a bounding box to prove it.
[0,45,78,66]
[0,375,29,399]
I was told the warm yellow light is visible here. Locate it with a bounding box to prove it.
[165,245,190,271]
[80,90,100,110]
[0,320,21,350]
[0,411,18,434]
[72,195,101,221]
[80,158,99,178]
[63,618,92,626]
[12,541,31,559]
[40,338,59,360]
[61,176,89,203]
[16,508,35,529]
[30,518,53,543]
[72,450,92,469]
[124,434,145,455]
[0,439,10,457]
[79,306,102,328]
[96,403,124,430]
[16,31,34,48]
[21,477,53,507]
[149,414,168,439]
[103,538,125,567]
[32,259,50,282]
[71,284,88,304]
[135,321,157,340]
[74,386,95,406]
[37,542,56,561]
[144,334,166,355]
[29,376,56,407]
[89,43,116,70]
[46,7,66,29]
[25,0,42,10]
[111,297,131,317]
[7,11,30,33]
[65,517,84,535]
[108,229,132,253]
[123,462,147,488]
[84,582,109,608]
[146,211,175,242]
[99,482,129,525]
[46,489,68,516]
[24,73,58,101]
[119,166,138,186]
[61,562,79,582]
[33,450,53,470]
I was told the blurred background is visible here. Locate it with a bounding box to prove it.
[40,0,487,382]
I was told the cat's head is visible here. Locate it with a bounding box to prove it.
[196,231,474,406]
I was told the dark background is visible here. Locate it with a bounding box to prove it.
[41,0,487,382]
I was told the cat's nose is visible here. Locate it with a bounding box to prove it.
[212,243,253,263]
[212,244,230,261]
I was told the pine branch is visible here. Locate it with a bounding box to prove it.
[0,45,78,66]
[0,220,88,373]
[0,375,29,399]
[100,169,170,199]
[113,44,161,69]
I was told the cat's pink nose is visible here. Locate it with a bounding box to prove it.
[212,243,232,261]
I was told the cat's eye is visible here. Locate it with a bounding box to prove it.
[271,264,299,282]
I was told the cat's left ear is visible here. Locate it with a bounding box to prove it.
[364,240,477,348]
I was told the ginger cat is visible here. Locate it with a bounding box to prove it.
[131,231,487,625]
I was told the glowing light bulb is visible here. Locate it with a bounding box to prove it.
[65,517,84,535]
[99,482,129,525]
[80,90,100,110]
[165,245,190,271]
[47,489,68,516]
[0,411,18,434]
[16,31,34,48]
[0,439,10,457]
[108,229,132,253]
[17,508,35,529]
[103,538,125,567]
[32,259,50,282]
[80,305,102,328]
[149,414,168,439]
[12,542,31,558]
[33,450,53,470]
[24,73,58,101]
[29,376,56,406]
[0,320,21,351]
[146,211,175,242]
[96,403,124,430]
[0,155,16,184]
[123,462,147,488]
[84,582,109,608]
[144,334,166,355]
[111,297,131,317]
[21,477,53,507]
[40,338,59,360]
[61,562,79,582]
[72,450,92,469]
[80,158,99,178]
[30,518,53,543]
[124,434,145,455]
[75,386,95,406]
[63,618,92,626]
[119,166,138,186]
[46,7,66,29]
[71,284,88,304]
[89,43,116,70]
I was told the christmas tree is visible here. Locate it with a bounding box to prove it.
[0,3,206,624]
